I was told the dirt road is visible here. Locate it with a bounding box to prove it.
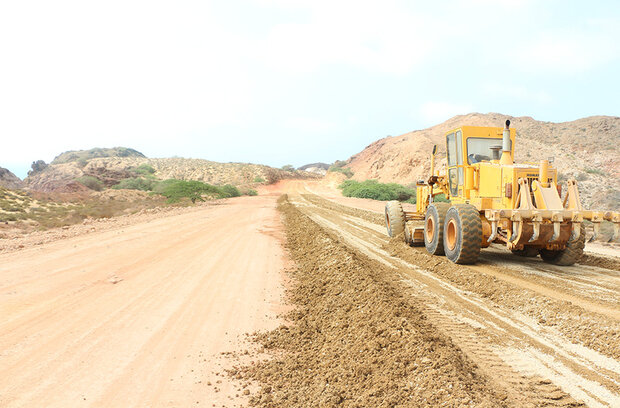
[0,196,286,407]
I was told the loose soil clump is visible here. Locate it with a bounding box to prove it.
[237,195,509,407]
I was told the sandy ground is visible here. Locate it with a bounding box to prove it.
[0,196,287,408]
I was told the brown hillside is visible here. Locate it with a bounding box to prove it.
[25,157,319,192]
[346,113,620,210]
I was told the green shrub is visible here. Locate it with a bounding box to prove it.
[339,180,415,201]
[253,176,265,183]
[218,184,241,198]
[584,168,606,176]
[112,177,155,191]
[155,180,219,203]
[281,165,295,172]
[245,189,258,196]
[329,166,354,178]
[133,164,156,176]
[76,176,104,191]
[153,180,240,203]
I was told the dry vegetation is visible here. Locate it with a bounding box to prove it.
[0,187,168,237]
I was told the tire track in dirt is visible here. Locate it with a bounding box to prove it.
[289,193,620,407]
[237,196,512,407]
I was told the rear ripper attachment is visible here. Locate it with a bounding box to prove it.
[384,120,620,265]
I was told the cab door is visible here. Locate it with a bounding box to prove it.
[446,130,463,197]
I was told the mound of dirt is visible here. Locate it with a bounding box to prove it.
[235,196,509,407]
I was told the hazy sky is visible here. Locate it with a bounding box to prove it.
[1,0,619,178]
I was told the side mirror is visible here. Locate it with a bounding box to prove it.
[432,145,437,155]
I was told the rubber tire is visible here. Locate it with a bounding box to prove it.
[385,201,405,238]
[404,222,413,246]
[443,205,482,264]
[424,202,450,255]
[539,225,585,266]
[511,247,539,257]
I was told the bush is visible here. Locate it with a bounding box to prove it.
[339,180,415,201]
[219,184,241,198]
[75,176,104,191]
[133,164,156,176]
[281,165,295,172]
[112,177,155,191]
[329,166,354,178]
[254,176,265,183]
[584,168,606,176]
[153,180,240,203]
[245,189,258,196]
[28,160,48,176]
[155,180,219,203]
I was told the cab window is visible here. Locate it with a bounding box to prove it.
[446,133,457,166]
[456,131,463,166]
[466,137,503,164]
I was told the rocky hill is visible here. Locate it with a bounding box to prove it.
[298,162,330,175]
[345,113,619,210]
[51,147,145,164]
[25,154,319,193]
[0,167,23,189]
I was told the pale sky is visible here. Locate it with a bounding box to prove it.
[1,0,619,178]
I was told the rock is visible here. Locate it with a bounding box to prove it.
[0,167,23,189]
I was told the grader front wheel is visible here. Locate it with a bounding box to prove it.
[443,205,482,264]
[385,201,405,238]
[424,202,450,255]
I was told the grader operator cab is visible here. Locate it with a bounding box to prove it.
[385,120,620,265]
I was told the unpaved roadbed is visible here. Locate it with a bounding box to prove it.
[236,196,509,407]
[240,190,619,407]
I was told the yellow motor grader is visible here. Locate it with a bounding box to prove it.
[384,120,620,265]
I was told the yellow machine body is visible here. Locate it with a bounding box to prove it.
[410,123,619,252]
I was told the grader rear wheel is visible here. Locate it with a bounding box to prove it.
[385,201,405,238]
[424,202,450,255]
[443,205,482,264]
